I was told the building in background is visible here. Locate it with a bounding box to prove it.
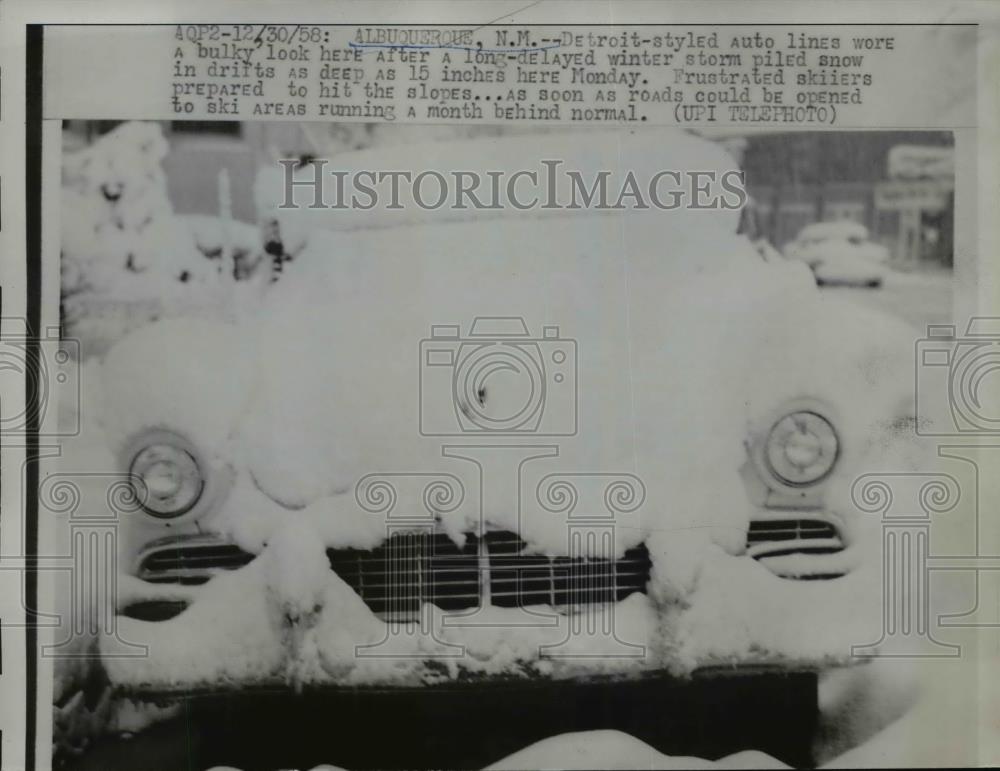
[740,131,954,269]
[875,145,954,269]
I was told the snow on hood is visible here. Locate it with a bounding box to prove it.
[268,231,906,559]
[100,317,259,465]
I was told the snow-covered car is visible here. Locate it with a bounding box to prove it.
[56,130,924,765]
[785,221,890,287]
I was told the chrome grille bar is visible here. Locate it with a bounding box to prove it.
[135,536,255,585]
[747,517,847,579]
[326,530,651,618]
[134,529,654,617]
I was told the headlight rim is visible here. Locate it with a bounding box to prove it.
[130,443,205,519]
[121,429,222,525]
[752,400,842,493]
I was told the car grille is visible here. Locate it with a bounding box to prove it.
[485,531,651,608]
[746,517,846,579]
[132,520,841,615]
[327,532,480,616]
[136,539,256,585]
[327,530,652,619]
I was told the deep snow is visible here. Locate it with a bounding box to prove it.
[55,123,971,767]
[61,125,936,692]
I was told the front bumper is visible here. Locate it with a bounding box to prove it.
[103,517,882,694]
[118,669,821,770]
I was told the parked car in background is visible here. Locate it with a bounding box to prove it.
[785,221,890,287]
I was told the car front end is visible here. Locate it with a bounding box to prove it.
[53,130,928,767]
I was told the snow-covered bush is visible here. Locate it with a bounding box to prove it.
[61,121,267,356]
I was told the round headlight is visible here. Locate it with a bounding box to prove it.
[130,443,204,518]
[764,411,839,486]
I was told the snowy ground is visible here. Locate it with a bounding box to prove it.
[818,267,953,333]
